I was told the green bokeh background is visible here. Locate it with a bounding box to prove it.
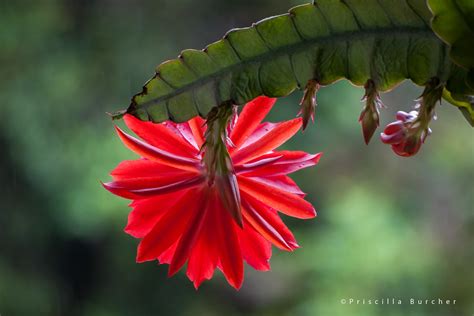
[0,1,473,315]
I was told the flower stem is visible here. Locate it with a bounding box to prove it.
[417,77,443,128]
[204,103,243,227]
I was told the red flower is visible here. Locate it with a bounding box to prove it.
[380,111,431,157]
[103,97,321,289]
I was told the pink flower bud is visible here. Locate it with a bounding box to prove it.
[380,111,425,157]
[380,77,442,157]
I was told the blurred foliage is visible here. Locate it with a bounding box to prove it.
[0,1,472,316]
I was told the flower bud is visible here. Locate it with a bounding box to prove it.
[299,79,320,131]
[380,78,443,157]
[359,80,383,144]
[381,111,424,157]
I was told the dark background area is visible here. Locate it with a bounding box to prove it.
[0,1,473,315]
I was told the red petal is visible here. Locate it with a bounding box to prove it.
[102,176,204,200]
[110,172,200,190]
[238,151,321,176]
[124,114,198,157]
[238,122,279,148]
[186,233,218,289]
[250,175,305,197]
[111,159,197,181]
[234,154,283,173]
[238,176,316,219]
[157,242,177,265]
[188,117,206,148]
[136,187,203,262]
[241,196,298,251]
[231,118,302,165]
[163,121,200,150]
[124,190,188,238]
[186,192,219,289]
[238,221,272,271]
[115,126,199,171]
[213,191,244,289]
[230,97,276,149]
[168,188,210,277]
